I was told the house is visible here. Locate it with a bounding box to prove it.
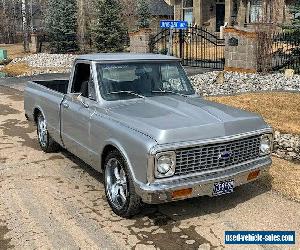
[123,0,173,32]
[148,0,174,32]
[164,0,295,33]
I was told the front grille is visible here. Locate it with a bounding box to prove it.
[175,135,261,176]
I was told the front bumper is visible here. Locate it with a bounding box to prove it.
[135,157,272,204]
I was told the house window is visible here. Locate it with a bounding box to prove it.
[249,0,263,23]
[231,0,238,25]
[183,0,193,8]
[216,0,225,32]
[182,0,193,24]
[248,0,275,23]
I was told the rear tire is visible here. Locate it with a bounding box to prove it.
[104,150,142,218]
[36,113,60,153]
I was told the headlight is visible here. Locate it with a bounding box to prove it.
[260,134,273,155]
[155,152,176,178]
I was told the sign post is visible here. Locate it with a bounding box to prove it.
[168,29,173,56]
[160,20,188,56]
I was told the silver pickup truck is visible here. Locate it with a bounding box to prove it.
[24,53,273,218]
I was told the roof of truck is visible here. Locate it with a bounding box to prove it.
[77,53,180,62]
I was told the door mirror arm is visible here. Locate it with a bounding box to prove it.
[69,93,89,108]
[77,95,89,108]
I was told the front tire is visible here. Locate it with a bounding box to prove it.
[104,150,142,218]
[36,113,60,153]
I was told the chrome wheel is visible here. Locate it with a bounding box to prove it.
[37,115,48,147]
[105,158,128,210]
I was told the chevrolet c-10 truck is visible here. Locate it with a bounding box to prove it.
[24,53,273,217]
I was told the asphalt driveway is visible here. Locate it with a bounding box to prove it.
[0,83,299,249]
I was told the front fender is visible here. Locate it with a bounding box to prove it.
[102,138,149,187]
[90,111,157,185]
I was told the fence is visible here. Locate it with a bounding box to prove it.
[272,31,300,74]
[150,26,225,70]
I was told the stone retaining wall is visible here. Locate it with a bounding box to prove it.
[224,27,258,73]
[129,29,152,53]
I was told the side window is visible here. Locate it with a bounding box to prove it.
[71,63,96,100]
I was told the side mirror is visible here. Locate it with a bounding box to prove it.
[70,93,82,101]
[69,93,89,108]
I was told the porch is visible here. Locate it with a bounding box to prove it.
[166,0,289,33]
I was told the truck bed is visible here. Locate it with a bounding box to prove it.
[32,80,69,94]
[24,80,68,145]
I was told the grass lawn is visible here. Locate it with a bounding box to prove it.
[0,44,32,76]
[207,92,300,202]
[0,43,30,59]
[0,44,69,76]
[268,157,300,202]
[207,92,300,135]
[1,62,32,76]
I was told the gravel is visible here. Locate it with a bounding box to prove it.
[191,71,300,96]
[11,53,76,71]
[274,131,300,162]
[6,54,300,95]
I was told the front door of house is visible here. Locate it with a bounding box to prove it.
[216,4,225,32]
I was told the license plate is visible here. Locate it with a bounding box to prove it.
[213,180,234,196]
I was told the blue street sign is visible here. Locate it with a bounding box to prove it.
[160,20,188,29]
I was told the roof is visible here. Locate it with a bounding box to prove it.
[148,0,174,16]
[122,0,174,17]
[77,53,179,62]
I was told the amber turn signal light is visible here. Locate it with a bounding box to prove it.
[247,170,260,181]
[172,188,192,199]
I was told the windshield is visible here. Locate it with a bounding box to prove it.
[96,62,195,101]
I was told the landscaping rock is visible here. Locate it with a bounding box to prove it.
[11,53,77,69]
[273,131,300,162]
[9,53,77,76]
[191,71,300,96]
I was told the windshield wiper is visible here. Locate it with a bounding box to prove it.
[106,91,145,99]
[151,90,188,98]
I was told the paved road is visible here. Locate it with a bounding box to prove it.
[0,83,299,249]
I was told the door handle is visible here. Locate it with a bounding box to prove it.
[62,101,69,109]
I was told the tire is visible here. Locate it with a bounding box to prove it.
[36,113,60,153]
[104,150,142,218]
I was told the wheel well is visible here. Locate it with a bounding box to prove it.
[33,108,41,124]
[101,145,119,170]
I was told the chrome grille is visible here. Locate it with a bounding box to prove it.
[175,135,261,176]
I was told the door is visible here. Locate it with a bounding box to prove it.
[61,62,97,164]
[216,4,225,32]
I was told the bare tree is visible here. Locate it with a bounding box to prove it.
[11,0,18,43]
[77,0,93,52]
[22,0,30,51]
[0,0,49,45]
[255,0,282,73]
[120,0,138,31]
[0,0,13,43]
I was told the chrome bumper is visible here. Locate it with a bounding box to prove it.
[135,157,272,204]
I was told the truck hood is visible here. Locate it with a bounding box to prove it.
[105,95,269,144]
